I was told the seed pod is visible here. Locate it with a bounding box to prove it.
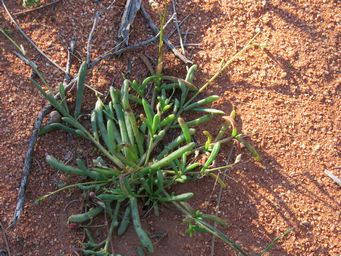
[39,123,78,136]
[124,114,137,153]
[173,98,180,114]
[172,115,213,128]
[112,201,121,228]
[201,141,221,172]
[46,155,102,180]
[185,162,200,172]
[142,99,154,131]
[136,246,145,256]
[121,79,131,111]
[203,130,213,151]
[77,183,103,191]
[74,61,87,118]
[214,124,228,142]
[95,98,111,150]
[192,108,225,115]
[107,119,117,153]
[149,143,195,171]
[185,64,197,83]
[90,111,99,141]
[75,158,106,180]
[68,206,103,223]
[159,192,194,202]
[126,110,144,156]
[179,80,189,106]
[184,95,220,111]
[156,129,196,160]
[130,197,154,253]
[111,93,129,155]
[151,114,160,134]
[160,114,175,128]
[156,170,164,191]
[58,83,69,114]
[178,117,191,143]
[117,206,131,236]
[131,80,144,96]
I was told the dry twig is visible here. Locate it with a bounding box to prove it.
[87,12,101,64]
[168,14,191,38]
[89,13,175,68]
[325,169,341,187]
[116,0,141,49]
[140,4,192,64]
[171,0,185,55]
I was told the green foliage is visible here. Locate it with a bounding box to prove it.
[23,0,40,8]
[34,62,256,255]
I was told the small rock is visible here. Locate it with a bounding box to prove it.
[48,110,61,124]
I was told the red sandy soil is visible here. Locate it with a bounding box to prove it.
[0,0,340,255]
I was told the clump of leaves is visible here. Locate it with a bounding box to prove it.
[23,0,40,8]
[35,61,257,255]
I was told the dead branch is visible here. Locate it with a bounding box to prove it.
[87,12,101,64]
[13,0,61,16]
[64,40,76,85]
[116,0,141,49]
[324,169,341,187]
[9,40,76,228]
[89,13,175,68]
[168,14,191,38]
[140,4,192,64]
[139,54,155,75]
[171,0,185,55]
[1,0,66,73]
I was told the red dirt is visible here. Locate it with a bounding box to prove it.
[0,0,340,255]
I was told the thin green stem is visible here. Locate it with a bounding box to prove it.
[185,31,261,107]
[36,180,110,202]
[144,136,154,165]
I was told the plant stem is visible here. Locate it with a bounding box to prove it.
[185,30,261,107]
[144,136,154,165]
[36,180,110,202]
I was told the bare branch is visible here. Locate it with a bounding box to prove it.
[116,0,141,49]
[140,4,192,64]
[171,0,185,55]
[87,12,101,64]
[89,13,175,68]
